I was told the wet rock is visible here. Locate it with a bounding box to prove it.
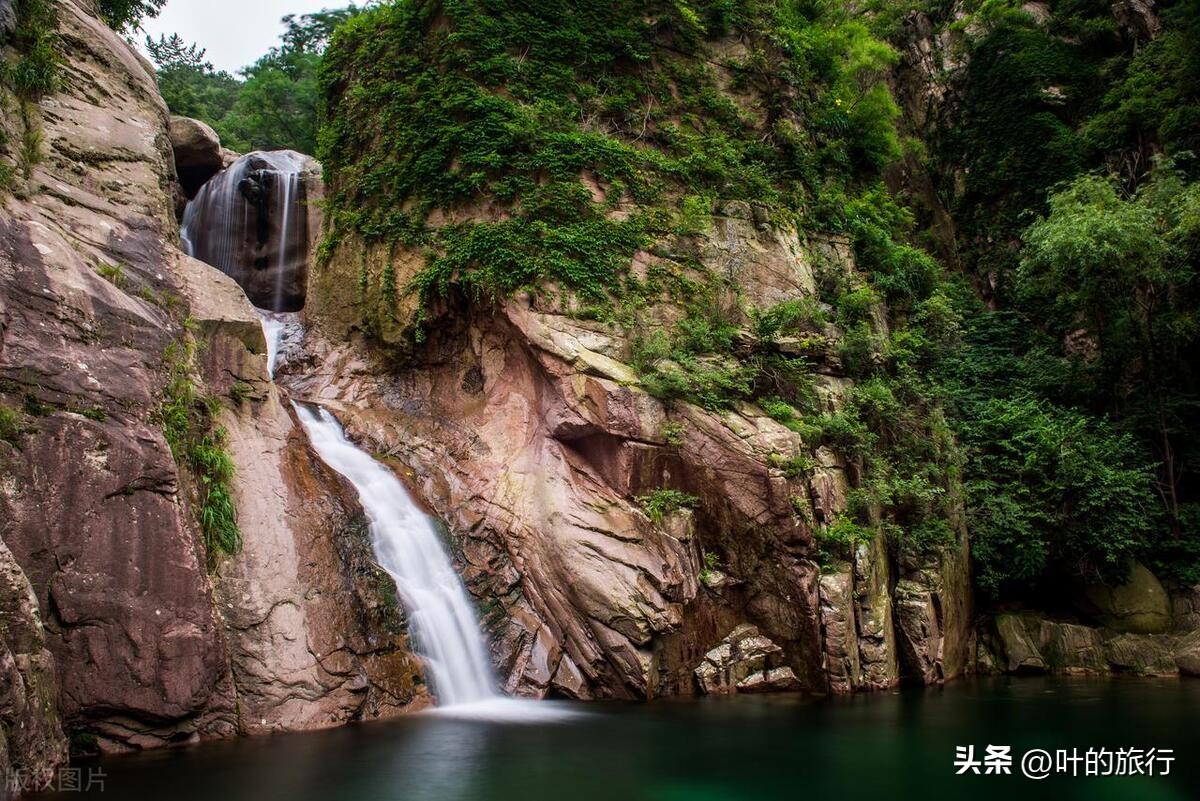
[183,151,322,312]
[0,537,68,793]
[1112,0,1161,40]
[737,667,801,693]
[1104,634,1177,676]
[980,610,1200,677]
[894,532,972,685]
[855,534,900,688]
[1174,631,1200,676]
[716,199,752,219]
[169,116,224,198]
[1031,620,1107,674]
[0,0,15,39]
[819,567,861,693]
[992,614,1048,674]
[1171,584,1200,630]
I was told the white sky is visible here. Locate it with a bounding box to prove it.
[139,0,343,74]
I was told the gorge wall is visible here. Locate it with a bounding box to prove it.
[0,0,426,789]
[293,217,972,699]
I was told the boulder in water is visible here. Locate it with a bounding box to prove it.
[1075,560,1173,634]
[694,624,793,694]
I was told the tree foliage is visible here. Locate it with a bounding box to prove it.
[146,34,243,145]
[139,0,1200,601]
[147,7,365,154]
[99,0,166,33]
[320,0,903,319]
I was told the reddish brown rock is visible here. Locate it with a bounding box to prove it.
[298,195,963,699]
[0,0,426,774]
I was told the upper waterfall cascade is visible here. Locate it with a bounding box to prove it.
[182,150,312,312]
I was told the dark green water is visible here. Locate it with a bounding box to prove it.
[36,678,1200,800]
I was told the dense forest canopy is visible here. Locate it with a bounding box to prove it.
[90,0,1200,602]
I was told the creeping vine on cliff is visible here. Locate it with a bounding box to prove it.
[319,0,902,314]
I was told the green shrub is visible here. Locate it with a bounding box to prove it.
[637,488,699,523]
[95,263,126,289]
[835,286,879,325]
[662,421,685,446]
[160,334,243,561]
[0,404,24,445]
[963,396,1157,597]
[751,297,827,344]
[815,514,875,567]
[98,0,165,32]
[639,355,755,411]
[229,381,253,405]
[675,194,715,235]
[698,549,721,581]
[760,398,822,442]
[319,0,905,330]
[2,0,61,101]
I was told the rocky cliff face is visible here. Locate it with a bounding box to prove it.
[295,200,973,699]
[0,0,237,763]
[0,0,425,783]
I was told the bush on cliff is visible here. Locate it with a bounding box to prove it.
[159,330,243,562]
[98,0,165,33]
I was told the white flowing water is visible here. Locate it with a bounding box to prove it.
[260,307,574,722]
[181,150,306,264]
[258,311,289,378]
[294,404,498,706]
[272,168,298,312]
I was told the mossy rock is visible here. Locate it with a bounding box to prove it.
[1077,561,1172,635]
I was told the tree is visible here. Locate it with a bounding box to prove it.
[964,395,1158,597]
[100,0,166,32]
[223,50,322,153]
[281,7,365,53]
[147,7,366,155]
[145,34,244,149]
[1019,165,1200,537]
[145,33,209,70]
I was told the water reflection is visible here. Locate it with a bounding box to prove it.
[33,678,1200,801]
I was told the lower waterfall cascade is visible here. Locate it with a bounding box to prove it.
[294,403,497,706]
[257,321,574,721]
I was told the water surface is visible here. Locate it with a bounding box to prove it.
[39,678,1200,800]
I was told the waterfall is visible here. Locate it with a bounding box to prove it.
[258,311,290,379]
[181,150,309,312]
[256,289,574,721]
[294,404,498,707]
[274,168,296,313]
